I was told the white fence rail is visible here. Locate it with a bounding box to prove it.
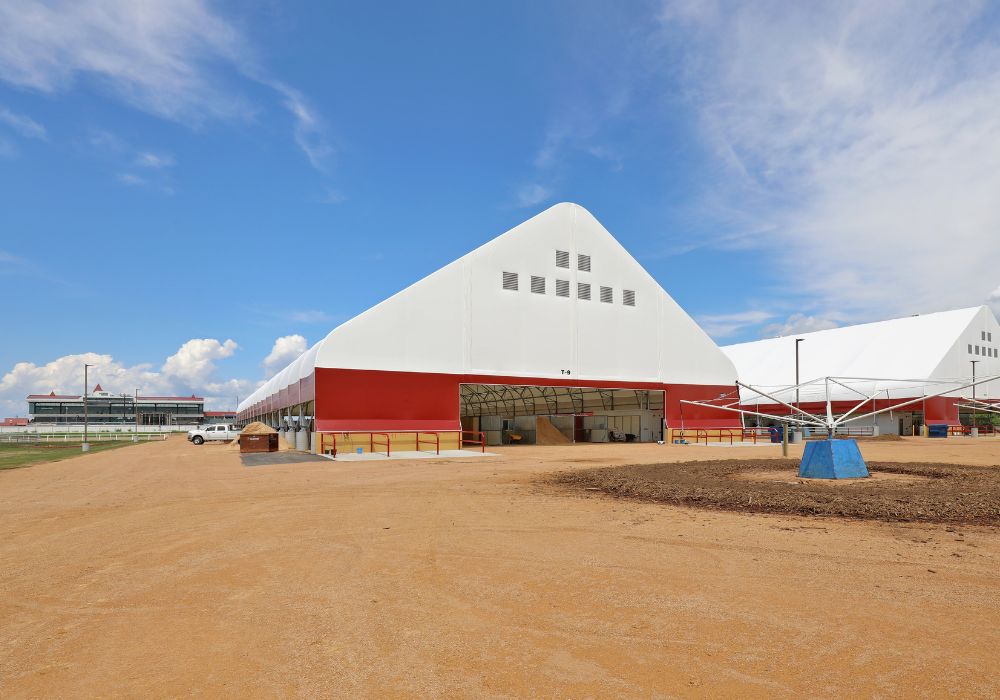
[0,423,196,435]
[0,433,169,444]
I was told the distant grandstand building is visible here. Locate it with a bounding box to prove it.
[27,385,206,426]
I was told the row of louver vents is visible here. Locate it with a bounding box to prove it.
[502,272,635,306]
[556,250,590,272]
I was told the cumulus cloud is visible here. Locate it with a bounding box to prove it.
[0,0,331,168]
[262,335,308,378]
[660,1,1000,319]
[161,338,238,385]
[988,286,1000,316]
[0,338,267,415]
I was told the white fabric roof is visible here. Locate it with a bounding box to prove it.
[722,306,1000,405]
[240,203,737,413]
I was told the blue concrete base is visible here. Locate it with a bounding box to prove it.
[799,439,870,479]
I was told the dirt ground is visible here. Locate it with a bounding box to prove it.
[2,436,1000,697]
[555,459,1000,525]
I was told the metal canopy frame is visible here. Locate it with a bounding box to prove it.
[459,383,664,418]
[680,374,1000,435]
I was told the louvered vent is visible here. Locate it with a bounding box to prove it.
[577,253,591,272]
[555,250,569,268]
[531,276,546,294]
[502,271,518,291]
[600,286,613,303]
[578,282,591,300]
[555,279,570,297]
[623,289,635,306]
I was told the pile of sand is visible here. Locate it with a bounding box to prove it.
[241,422,277,435]
[536,416,571,445]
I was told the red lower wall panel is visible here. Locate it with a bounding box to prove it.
[312,368,741,432]
[741,396,960,425]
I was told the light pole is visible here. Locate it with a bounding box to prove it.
[971,360,981,433]
[793,338,804,441]
[133,387,141,442]
[795,338,804,409]
[82,363,94,452]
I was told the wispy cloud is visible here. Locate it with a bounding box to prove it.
[117,173,146,186]
[760,313,841,339]
[271,82,334,171]
[697,310,774,339]
[135,151,175,168]
[0,0,331,170]
[288,310,332,324]
[514,183,552,208]
[0,105,46,140]
[318,187,346,205]
[660,0,1000,319]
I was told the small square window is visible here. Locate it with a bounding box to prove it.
[600,286,613,303]
[975,346,980,355]
[555,250,569,268]
[555,279,570,297]
[502,271,518,291]
[622,289,635,307]
[969,344,973,353]
[530,276,546,294]
[990,332,994,342]
[983,331,987,341]
[577,282,591,300]
[577,253,591,272]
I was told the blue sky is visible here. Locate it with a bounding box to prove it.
[2,1,1000,413]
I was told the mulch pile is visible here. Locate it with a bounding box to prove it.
[552,460,1000,525]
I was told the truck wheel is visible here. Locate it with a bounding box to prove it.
[192,435,204,445]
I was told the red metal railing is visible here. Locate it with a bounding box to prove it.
[460,430,486,453]
[319,431,391,458]
[415,431,440,455]
[675,428,752,445]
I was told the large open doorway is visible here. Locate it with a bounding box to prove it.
[459,383,665,446]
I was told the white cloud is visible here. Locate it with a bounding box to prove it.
[0,338,256,415]
[515,183,552,208]
[272,82,334,170]
[0,0,330,168]
[660,1,1000,319]
[0,105,46,139]
[135,151,175,168]
[988,286,1000,316]
[288,310,332,324]
[117,173,145,186]
[262,335,308,377]
[161,338,238,385]
[697,309,774,339]
[760,313,841,339]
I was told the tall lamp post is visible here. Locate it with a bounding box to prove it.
[793,338,804,441]
[82,363,94,452]
[971,360,980,433]
[133,387,141,442]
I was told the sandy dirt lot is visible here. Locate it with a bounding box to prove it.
[2,436,1000,697]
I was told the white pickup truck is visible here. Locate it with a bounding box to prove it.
[187,424,240,445]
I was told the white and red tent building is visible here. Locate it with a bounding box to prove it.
[237,203,738,451]
[722,306,1000,434]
